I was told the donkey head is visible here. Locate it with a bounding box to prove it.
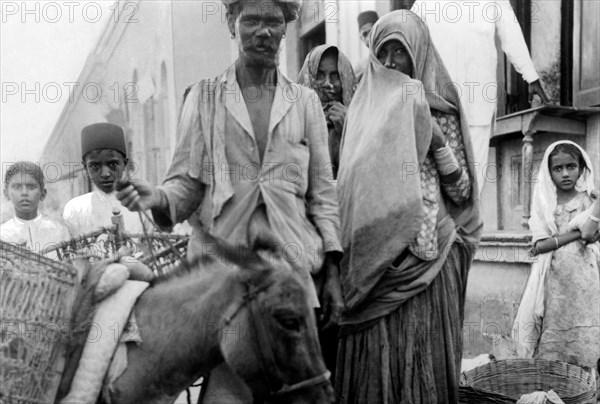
[207,232,335,404]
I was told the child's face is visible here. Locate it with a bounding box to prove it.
[84,149,128,194]
[3,172,46,219]
[549,151,581,193]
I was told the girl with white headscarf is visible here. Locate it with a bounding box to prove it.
[513,140,600,369]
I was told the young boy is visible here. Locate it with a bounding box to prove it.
[62,123,149,237]
[1,161,71,257]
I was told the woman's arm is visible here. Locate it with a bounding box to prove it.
[532,230,582,255]
[431,116,471,204]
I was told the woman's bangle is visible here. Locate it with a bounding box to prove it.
[433,143,460,176]
[553,237,559,249]
[590,215,600,223]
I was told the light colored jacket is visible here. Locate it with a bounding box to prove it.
[156,64,342,306]
[411,0,539,125]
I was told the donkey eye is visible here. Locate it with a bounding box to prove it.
[274,311,302,332]
[279,318,301,331]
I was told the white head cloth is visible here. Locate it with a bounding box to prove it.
[529,140,596,243]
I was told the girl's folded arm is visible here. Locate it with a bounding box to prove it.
[532,230,582,255]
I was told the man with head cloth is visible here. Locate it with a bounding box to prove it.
[354,10,379,82]
[116,0,342,401]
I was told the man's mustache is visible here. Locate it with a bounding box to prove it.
[245,41,276,52]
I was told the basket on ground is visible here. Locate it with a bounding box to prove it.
[0,241,79,404]
[459,358,597,404]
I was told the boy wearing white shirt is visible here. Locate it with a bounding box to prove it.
[1,161,71,258]
[62,123,148,238]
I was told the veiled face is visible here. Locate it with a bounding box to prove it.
[233,1,287,67]
[377,39,413,77]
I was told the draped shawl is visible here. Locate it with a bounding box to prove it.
[338,10,481,322]
[297,44,357,108]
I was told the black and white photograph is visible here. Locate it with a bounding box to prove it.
[1,0,599,403]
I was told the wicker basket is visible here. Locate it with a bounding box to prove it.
[459,359,597,404]
[44,229,189,277]
[0,241,79,404]
[41,226,118,262]
[131,233,189,277]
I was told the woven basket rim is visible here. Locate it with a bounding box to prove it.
[1,240,77,277]
[460,358,596,402]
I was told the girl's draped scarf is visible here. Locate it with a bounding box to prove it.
[512,140,597,357]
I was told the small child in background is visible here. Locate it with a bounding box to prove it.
[513,140,600,369]
[1,161,71,258]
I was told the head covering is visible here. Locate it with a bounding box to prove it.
[297,45,357,107]
[357,10,379,28]
[298,45,357,178]
[529,140,596,243]
[81,123,127,158]
[370,10,460,114]
[337,10,481,312]
[368,10,481,237]
[221,0,302,21]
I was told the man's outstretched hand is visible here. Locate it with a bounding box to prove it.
[116,180,162,212]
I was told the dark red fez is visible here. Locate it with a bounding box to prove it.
[357,10,379,28]
[81,123,127,157]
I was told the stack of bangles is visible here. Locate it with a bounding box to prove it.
[433,143,460,176]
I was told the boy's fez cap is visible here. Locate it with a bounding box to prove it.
[357,10,379,28]
[81,123,127,157]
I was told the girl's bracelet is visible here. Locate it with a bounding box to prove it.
[590,215,600,223]
[553,237,559,249]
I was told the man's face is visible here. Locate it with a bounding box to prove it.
[359,22,374,48]
[234,1,287,67]
[84,149,127,194]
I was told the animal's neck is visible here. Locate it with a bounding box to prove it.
[130,268,243,397]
